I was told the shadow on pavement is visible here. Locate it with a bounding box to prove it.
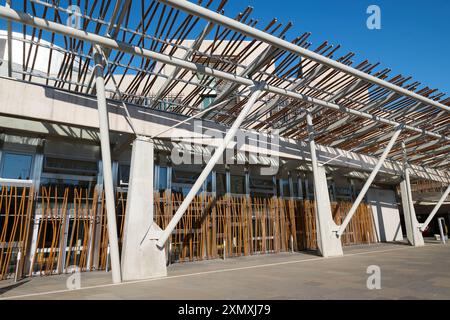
[0,279,30,295]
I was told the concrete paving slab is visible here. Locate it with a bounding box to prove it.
[0,243,449,300]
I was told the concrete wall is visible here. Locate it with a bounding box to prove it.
[0,78,448,183]
[0,31,87,83]
[367,188,403,242]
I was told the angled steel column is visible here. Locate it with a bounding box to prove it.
[420,185,450,231]
[155,85,264,248]
[336,126,403,237]
[307,111,343,257]
[93,46,121,283]
[400,142,424,246]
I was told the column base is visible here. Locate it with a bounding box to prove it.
[320,231,344,257]
[121,137,167,281]
[122,223,167,281]
[400,178,425,247]
[314,166,343,257]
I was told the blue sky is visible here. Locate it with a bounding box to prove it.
[1,0,449,95]
[222,0,450,94]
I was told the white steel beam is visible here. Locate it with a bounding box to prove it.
[336,125,403,237]
[0,6,446,142]
[93,46,122,283]
[420,185,450,231]
[158,0,450,114]
[154,85,264,248]
[106,0,131,39]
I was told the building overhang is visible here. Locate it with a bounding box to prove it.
[0,77,448,183]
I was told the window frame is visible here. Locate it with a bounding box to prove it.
[0,151,34,180]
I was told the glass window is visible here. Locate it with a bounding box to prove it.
[249,176,275,198]
[118,164,130,185]
[158,166,168,191]
[40,177,96,198]
[250,177,274,191]
[281,179,290,197]
[205,173,213,193]
[44,157,97,176]
[216,173,226,196]
[172,169,199,185]
[202,96,216,109]
[40,156,97,198]
[172,168,200,196]
[230,175,245,195]
[292,181,299,197]
[1,153,33,180]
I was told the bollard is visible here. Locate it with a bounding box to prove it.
[438,218,447,244]
[14,249,21,282]
[223,240,226,260]
[169,241,172,265]
[105,245,111,272]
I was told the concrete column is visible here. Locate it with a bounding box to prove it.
[399,169,424,247]
[313,166,344,257]
[307,112,343,257]
[121,137,167,281]
[400,142,424,247]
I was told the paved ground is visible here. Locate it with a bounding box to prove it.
[1,242,449,300]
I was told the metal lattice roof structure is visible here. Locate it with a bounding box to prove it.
[0,0,449,170]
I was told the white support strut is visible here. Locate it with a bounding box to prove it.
[93,47,122,283]
[155,85,264,248]
[420,185,450,231]
[336,126,403,237]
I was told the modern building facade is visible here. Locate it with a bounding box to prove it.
[0,0,448,283]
